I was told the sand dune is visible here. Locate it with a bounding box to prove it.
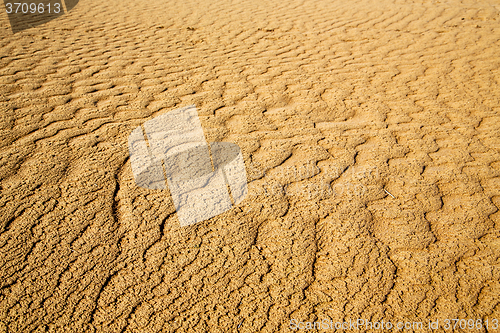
[0,0,499,331]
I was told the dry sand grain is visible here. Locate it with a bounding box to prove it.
[0,0,499,331]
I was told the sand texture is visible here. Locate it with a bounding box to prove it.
[1,0,500,331]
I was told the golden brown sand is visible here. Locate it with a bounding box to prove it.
[0,0,499,331]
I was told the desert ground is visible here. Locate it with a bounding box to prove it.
[0,0,499,331]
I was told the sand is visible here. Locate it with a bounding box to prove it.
[0,0,499,331]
